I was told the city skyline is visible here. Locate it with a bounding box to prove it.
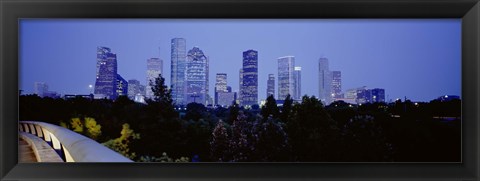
[20,19,461,102]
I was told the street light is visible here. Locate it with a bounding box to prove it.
[88,84,93,94]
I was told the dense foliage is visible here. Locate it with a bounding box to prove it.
[20,74,461,162]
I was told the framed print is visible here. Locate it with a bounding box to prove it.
[1,0,479,180]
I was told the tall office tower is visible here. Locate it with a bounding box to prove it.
[34,82,48,97]
[94,50,118,99]
[215,73,228,105]
[127,79,140,99]
[217,92,236,107]
[241,50,258,106]
[331,71,342,99]
[318,57,332,105]
[267,74,275,98]
[217,85,236,107]
[344,88,358,104]
[146,58,163,99]
[277,56,295,100]
[371,88,385,102]
[96,47,111,80]
[238,68,243,105]
[185,47,209,105]
[293,66,302,100]
[171,38,187,105]
[356,87,371,104]
[206,56,210,100]
[116,74,128,97]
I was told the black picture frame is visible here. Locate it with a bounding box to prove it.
[1,0,478,180]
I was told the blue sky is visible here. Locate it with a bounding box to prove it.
[20,19,461,102]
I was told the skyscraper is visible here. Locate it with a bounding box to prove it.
[146,58,163,99]
[185,47,209,105]
[331,71,342,99]
[94,47,128,100]
[278,56,295,100]
[356,87,371,104]
[267,74,275,98]
[238,68,243,105]
[318,57,332,105]
[206,56,210,101]
[293,66,302,100]
[241,50,258,106]
[34,82,48,97]
[371,88,385,102]
[96,47,111,80]
[215,73,227,105]
[94,49,118,99]
[171,38,187,105]
[217,91,236,107]
[345,88,357,99]
[127,79,141,100]
[116,74,128,97]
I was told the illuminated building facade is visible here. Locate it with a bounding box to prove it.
[238,68,243,105]
[267,74,275,98]
[278,56,295,100]
[185,47,209,105]
[371,88,385,102]
[116,74,128,97]
[96,46,111,80]
[240,50,258,106]
[293,66,302,100]
[146,58,163,99]
[215,73,227,105]
[127,79,141,100]
[34,82,48,97]
[94,49,118,99]
[171,38,187,105]
[318,57,332,105]
[331,71,343,99]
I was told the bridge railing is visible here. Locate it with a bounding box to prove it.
[19,121,133,162]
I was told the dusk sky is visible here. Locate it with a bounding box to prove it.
[20,19,461,102]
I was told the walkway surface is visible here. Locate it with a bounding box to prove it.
[18,138,37,162]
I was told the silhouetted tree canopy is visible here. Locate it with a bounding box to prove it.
[20,89,461,162]
[261,95,279,120]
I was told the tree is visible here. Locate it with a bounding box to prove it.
[229,113,252,161]
[326,100,357,129]
[227,101,240,125]
[210,120,230,161]
[261,95,279,120]
[67,117,102,140]
[288,96,340,161]
[280,94,293,123]
[341,115,393,161]
[138,152,189,162]
[102,123,140,160]
[147,74,177,120]
[251,116,290,161]
[185,102,207,121]
[112,95,135,119]
[149,74,173,105]
[84,117,102,140]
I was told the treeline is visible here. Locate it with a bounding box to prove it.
[19,75,460,162]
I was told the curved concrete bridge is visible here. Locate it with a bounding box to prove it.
[19,121,133,162]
